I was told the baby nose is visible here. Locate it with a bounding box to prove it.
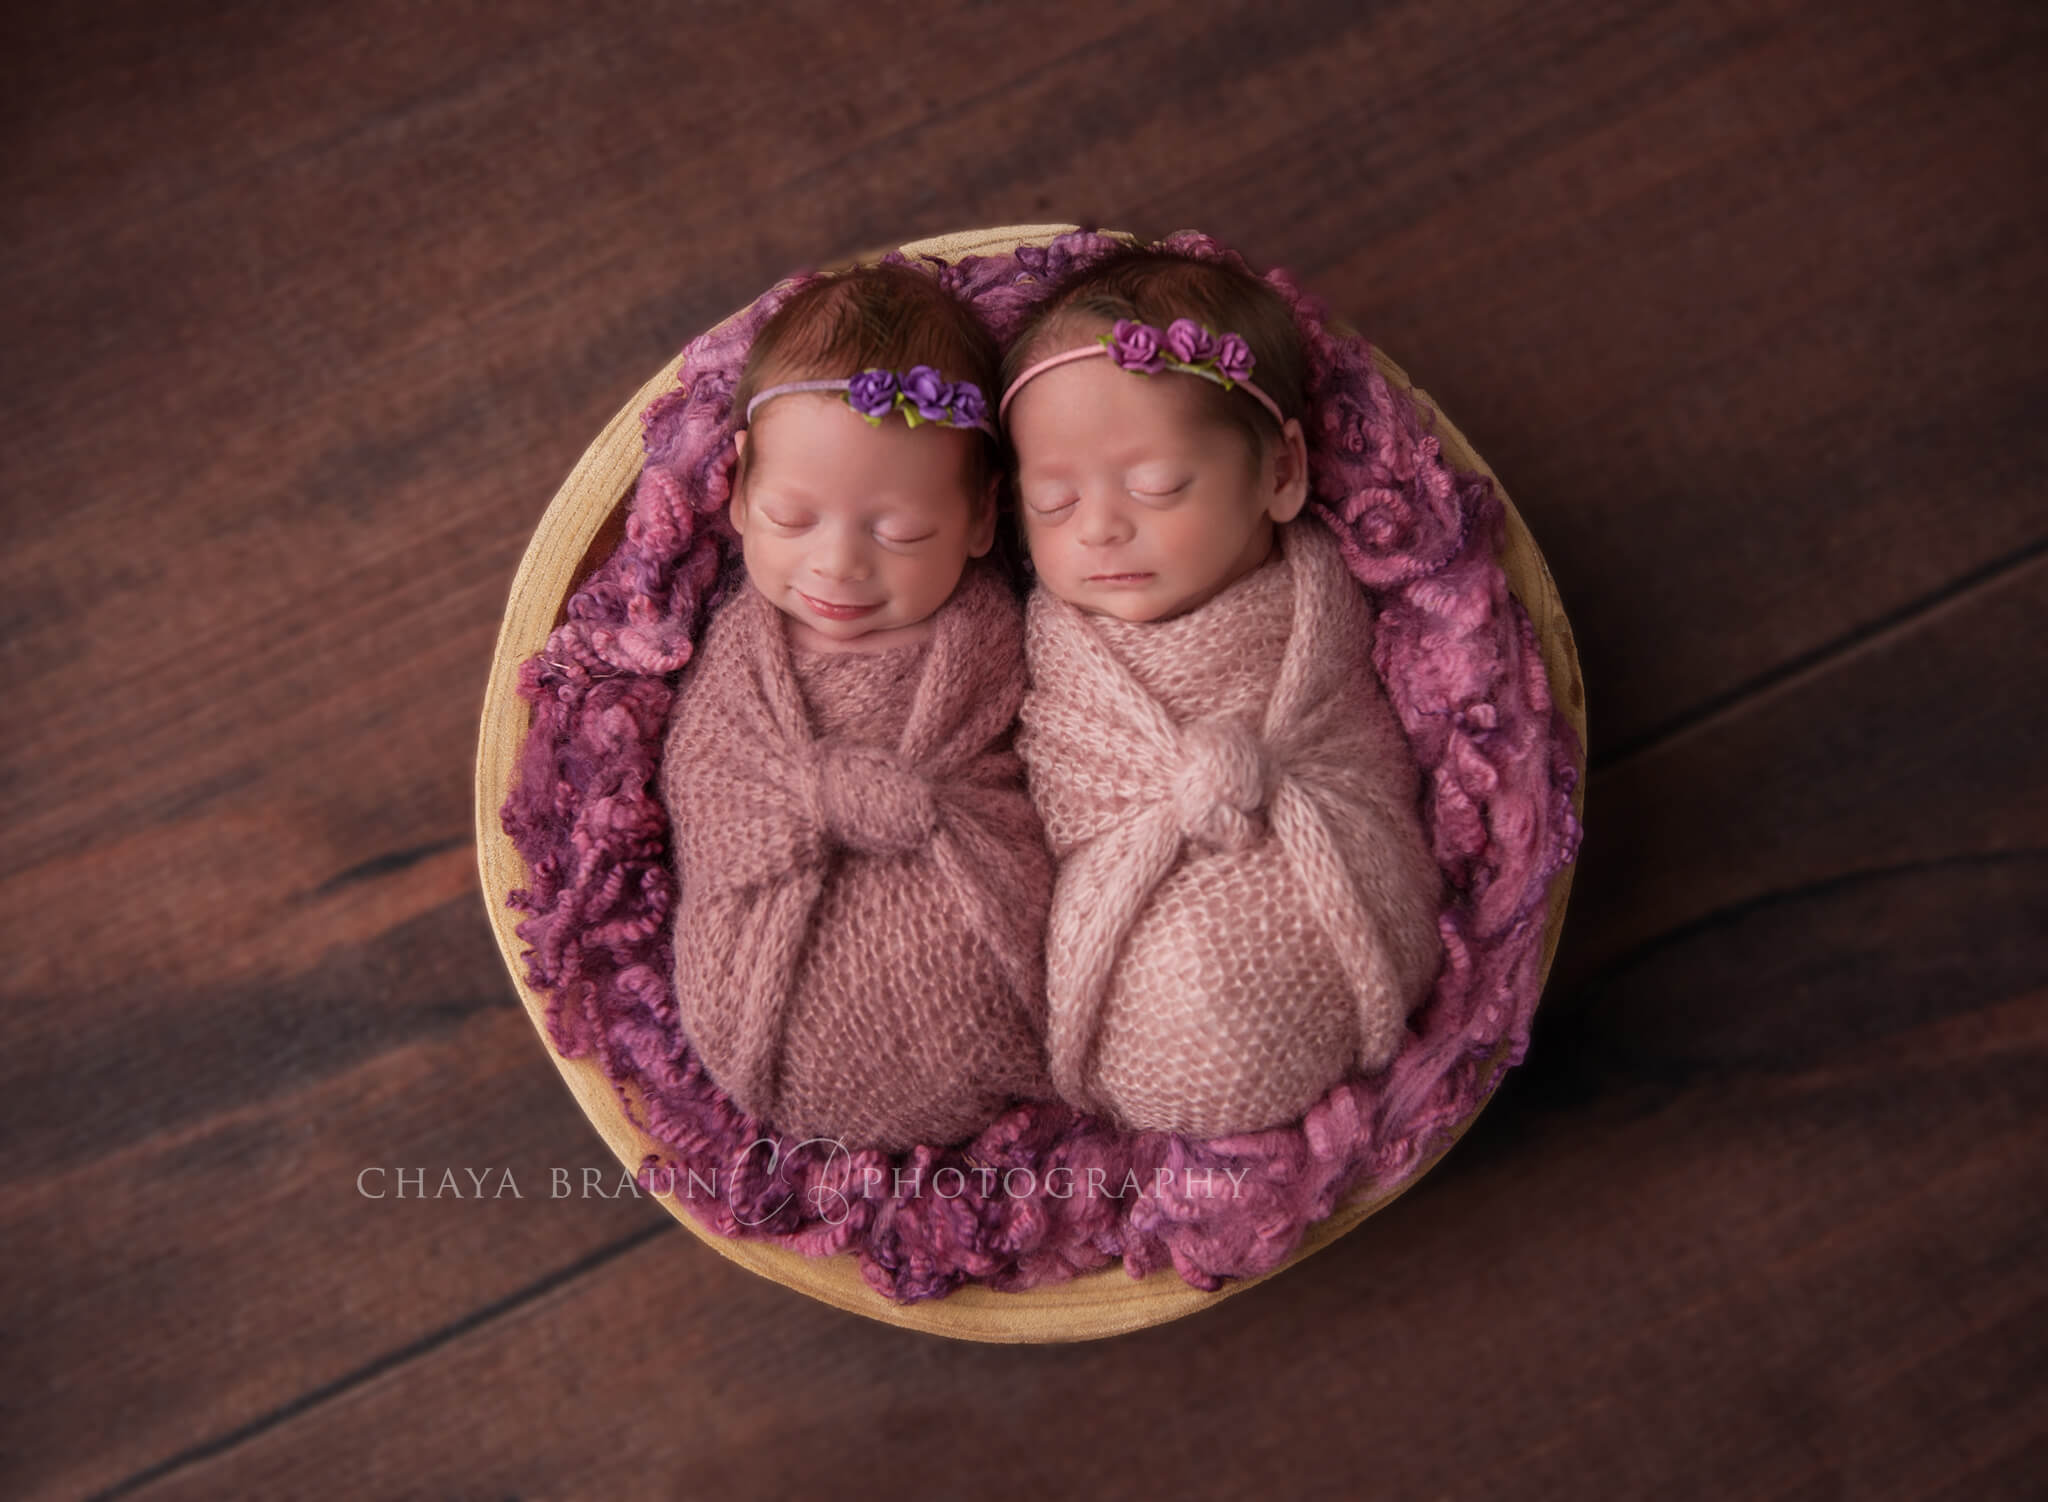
[1076,494,1133,545]
[812,529,871,579]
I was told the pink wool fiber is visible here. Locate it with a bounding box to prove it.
[500,230,1583,1303]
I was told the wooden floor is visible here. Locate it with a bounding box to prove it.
[4,1,2043,1497]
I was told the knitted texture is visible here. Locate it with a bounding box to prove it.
[661,561,1051,1152]
[499,230,1583,1302]
[1019,520,1442,1136]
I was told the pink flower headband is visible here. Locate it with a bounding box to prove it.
[744,365,996,435]
[997,318,1284,426]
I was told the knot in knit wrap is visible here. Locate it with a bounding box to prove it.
[1017,520,1446,1137]
[803,742,937,857]
[1171,716,1272,851]
[661,562,1054,1152]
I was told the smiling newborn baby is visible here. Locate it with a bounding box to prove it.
[660,264,1052,1153]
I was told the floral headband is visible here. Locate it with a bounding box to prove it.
[744,366,996,435]
[997,318,1285,426]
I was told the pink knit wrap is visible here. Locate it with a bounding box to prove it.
[1019,520,1443,1136]
[660,560,1052,1152]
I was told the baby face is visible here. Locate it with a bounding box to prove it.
[1009,349,1308,622]
[732,393,995,652]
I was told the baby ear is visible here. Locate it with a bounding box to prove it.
[727,429,751,531]
[967,470,999,558]
[1268,417,1311,524]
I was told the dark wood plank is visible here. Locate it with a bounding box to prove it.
[1553,552,2048,1004]
[1,903,669,1501]
[1278,0,2048,760]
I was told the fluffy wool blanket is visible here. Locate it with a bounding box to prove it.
[659,560,1053,1152]
[1018,520,1444,1137]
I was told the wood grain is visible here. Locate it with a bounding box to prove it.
[3,0,2043,1496]
[1551,551,2048,1007]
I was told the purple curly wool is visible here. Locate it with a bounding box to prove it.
[500,231,1583,1303]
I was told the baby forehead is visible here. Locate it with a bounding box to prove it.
[1009,361,1241,455]
[748,431,978,510]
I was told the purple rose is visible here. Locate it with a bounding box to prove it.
[1108,319,1166,373]
[1213,333,1255,384]
[847,368,899,419]
[950,381,988,428]
[1164,318,1220,366]
[901,365,953,421]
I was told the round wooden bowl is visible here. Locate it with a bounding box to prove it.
[475,225,1587,1342]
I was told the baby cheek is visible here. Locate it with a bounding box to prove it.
[1018,522,1058,567]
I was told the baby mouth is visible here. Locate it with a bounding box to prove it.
[1085,572,1153,584]
[798,591,882,619]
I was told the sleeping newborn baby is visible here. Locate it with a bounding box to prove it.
[661,264,1051,1153]
[1001,247,1444,1139]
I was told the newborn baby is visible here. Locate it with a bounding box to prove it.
[661,264,1051,1153]
[1002,248,1444,1138]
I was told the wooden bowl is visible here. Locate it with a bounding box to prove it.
[474,225,1587,1342]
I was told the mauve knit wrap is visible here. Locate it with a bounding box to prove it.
[1020,520,1443,1136]
[660,559,1053,1152]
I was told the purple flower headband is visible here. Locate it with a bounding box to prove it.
[997,318,1285,426]
[744,365,996,435]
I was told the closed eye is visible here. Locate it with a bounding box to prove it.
[876,528,937,545]
[1129,478,1191,500]
[760,509,810,529]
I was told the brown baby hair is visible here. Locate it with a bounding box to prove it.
[1001,244,1310,461]
[734,261,1002,495]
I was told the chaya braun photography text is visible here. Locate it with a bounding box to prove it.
[357,1137,1255,1227]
